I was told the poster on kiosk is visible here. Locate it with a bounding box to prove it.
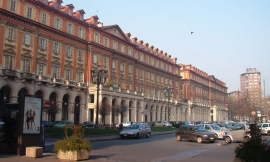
[23,96,42,134]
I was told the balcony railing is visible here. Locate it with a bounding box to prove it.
[21,72,35,81]
[2,69,18,79]
[36,75,50,84]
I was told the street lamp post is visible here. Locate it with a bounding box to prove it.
[91,67,108,128]
[163,84,173,122]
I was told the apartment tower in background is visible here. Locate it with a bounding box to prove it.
[240,68,261,103]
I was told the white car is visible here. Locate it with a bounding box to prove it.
[116,121,132,128]
[155,121,172,127]
[260,123,270,134]
[198,124,225,139]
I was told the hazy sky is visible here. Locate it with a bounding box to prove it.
[63,0,270,95]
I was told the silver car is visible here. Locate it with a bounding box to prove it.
[224,124,251,143]
[155,121,172,127]
[198,124,225,139]
[119,124,151,139]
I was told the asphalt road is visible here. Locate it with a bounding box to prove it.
[2,134,269,162]
[87,134,238,162]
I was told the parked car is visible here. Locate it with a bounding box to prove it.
[116,121,132,128]
[198,124,225,139]
[154,121,172,127]
[260,123,270,135]
[82,121,95,128]
[54,120,74,127]
[119,123,151,139]
[42,121,55,127]
[175,125,217,143]
[224,124,251,143]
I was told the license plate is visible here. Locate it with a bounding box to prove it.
[124,134,127,136]
[210,138,214,140]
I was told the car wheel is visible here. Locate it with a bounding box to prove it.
[244,136,250,142]
[196,137,203,143]
[224,136,231,144]
[176,135,182,141]
[146,132,150,138]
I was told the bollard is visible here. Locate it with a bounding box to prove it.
[41,124,46,152]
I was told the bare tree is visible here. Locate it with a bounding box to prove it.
[47,102,60,121]
[111,104,120,125]
[98,101,111,126]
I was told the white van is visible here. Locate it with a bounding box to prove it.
[260,123,270,134]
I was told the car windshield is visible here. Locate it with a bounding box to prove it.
[225,124,233,129]
[128,124,140,129]
[59,121,66,124]
[194,126,207,132]
[211,125,221,131]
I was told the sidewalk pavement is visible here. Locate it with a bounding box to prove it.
[0,131,238,162]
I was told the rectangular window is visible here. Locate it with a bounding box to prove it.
[42,0,46,4]
[151,58,154,66]
[41,12,48,24]
[56,3,60,10]
[134,51,138,59]
[94,32,100,43]
[79,14,83,21]
[93,55,98,64]
[77,50,83,63]
[10,0,16,12]
[156,60,159,68]
[7,26,16,40]
[54,17,62,30]
[53,42,60,53]
[39,37,47,49]
[38,64,45,75]
[22,59,30,73]
[76,72,84,82]
[113,40,118,50]
[26,6,33,19]
[103,57,107,69]
[140,54,144,62]
[68,8,72,15]
[4,55,14,69]
[24,33,32,45]
[145,56,149,64]
[121,44,125,53]
[128,66,132,74]
[65,46,72,59]
[112,61,116,69]
[128,47,132,56]
[52,66,60,78]
[89,94,94,103]
[67,23,73,34]
[78,27,85,38]
[104,37,109,47]
[120,64,124,71]
[65,69,72,80]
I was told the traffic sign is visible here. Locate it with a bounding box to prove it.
[44,101,50,110]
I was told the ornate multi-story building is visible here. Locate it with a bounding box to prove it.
[180,64,228,122]
[0,0,228,125]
